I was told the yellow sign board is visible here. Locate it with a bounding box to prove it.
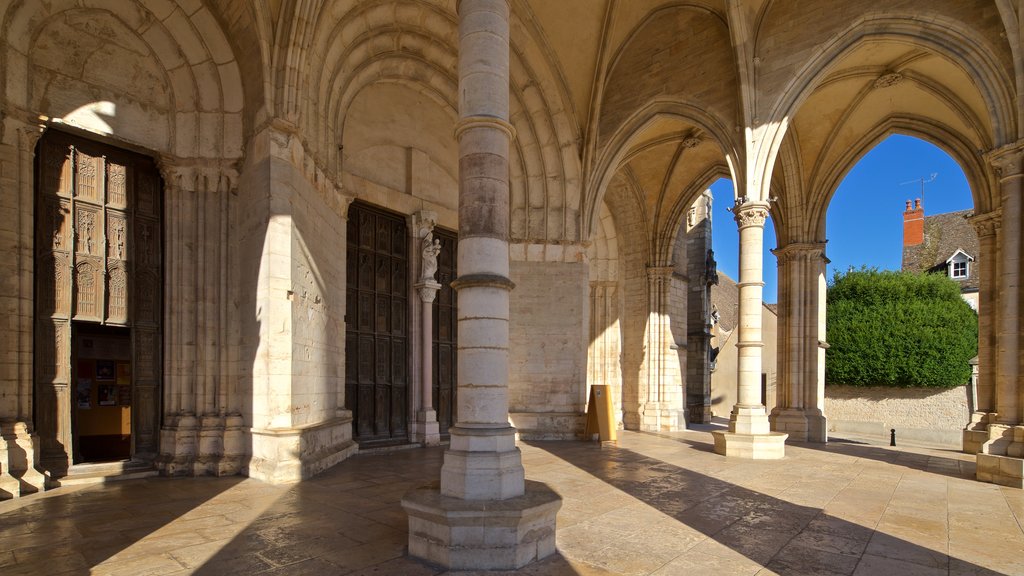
[584,384,616,442]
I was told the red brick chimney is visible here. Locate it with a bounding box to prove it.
[903,198,924,247]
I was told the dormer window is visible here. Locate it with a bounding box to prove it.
[946,249,974,280]
[951,260,968,278]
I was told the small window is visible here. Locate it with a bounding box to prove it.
[951,260,968,279]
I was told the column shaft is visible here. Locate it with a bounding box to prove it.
[441,0,523,500]
[733,202,770,434]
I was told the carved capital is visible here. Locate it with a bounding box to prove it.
[733,201,770,229]
[968,209,1001,238]
[985,141,1024,179]
[415,281,442,303]
[158,159,238,194]
[646,266,675,281]
[771,242,827,264]
[17,125,44,152]
[338,192,355,219]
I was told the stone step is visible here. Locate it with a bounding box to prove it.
[56,461,159,486]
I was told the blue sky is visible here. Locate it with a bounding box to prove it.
[708,135,974,303]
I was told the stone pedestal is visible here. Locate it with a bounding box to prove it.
[771,408,827,443]
[157,413,198,476]
[0,421,45,499]
[416,410,442,447]
[712,429,788,459]
[403,480,560,570]
[963,412,994,455]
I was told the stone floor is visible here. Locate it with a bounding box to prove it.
[2,430,1023,575]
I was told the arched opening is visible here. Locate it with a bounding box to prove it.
[823,134,979,448]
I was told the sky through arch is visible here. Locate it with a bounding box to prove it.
[707,135,973,303]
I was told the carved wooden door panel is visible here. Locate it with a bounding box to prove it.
[432,227,457,436]
[345,203,409,444]
[34,131,162,472]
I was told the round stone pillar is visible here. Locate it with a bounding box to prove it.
[711,200,787,458]
[402,0,560,569]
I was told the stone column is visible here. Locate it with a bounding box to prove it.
[963,210,999,454]
[415,229,442,446]
[402,0,560,569]
[977,143,1024,487]
[639,266,687,431]
[0,120,46,498]
[770,242,828,443]
[712,200,787,458]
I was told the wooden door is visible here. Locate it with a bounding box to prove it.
[432,227,457,436]
[34,131,162,474]
[345,203,409,444]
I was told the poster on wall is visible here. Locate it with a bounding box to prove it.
[96,360,115,381]
[98,384,118,406]
[77,379,92,409]
[116,363,130,385]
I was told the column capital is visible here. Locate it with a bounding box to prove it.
[415,280,442,303]
[16,123,44,152]
[646,265,676,280]
[771,241,828,264]
[968,209,1001,238]
[733,200,771,229]
[985,140,1024,179]
[157,158,239,194]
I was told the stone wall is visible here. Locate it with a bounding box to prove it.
[825,385,970,448]
[509,248,588,439]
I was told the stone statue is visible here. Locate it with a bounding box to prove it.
[421,232,441,283]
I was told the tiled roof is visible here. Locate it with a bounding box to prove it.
[901,209,978,290]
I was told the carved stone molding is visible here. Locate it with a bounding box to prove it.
[985,142,1024,179]
[771,242,827,264]
[733,202,770,229]
[968,209,1002,238]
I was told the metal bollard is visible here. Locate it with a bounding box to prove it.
[890,428,896,446]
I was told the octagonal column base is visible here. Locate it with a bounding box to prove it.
[402,479,561,570]
[712,430,788,459]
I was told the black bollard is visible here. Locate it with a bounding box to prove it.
[890,428,896,446]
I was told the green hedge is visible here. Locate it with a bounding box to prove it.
[825,268,977,388]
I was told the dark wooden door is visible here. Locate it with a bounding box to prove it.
[432,227,457,436]
[345,203,409,444]
[34,131,162,474]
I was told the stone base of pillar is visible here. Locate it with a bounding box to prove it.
[413,410,442,446]
[0,421,46,499]
[247,414,356,484]
[977,453,1024,488]
[711,430,788,459]
[962,412,994,454]
[639,402,687,432]
[769,409,827,443]
[728,405,771,435]
[157,414,198,476]
[402,480,561,570]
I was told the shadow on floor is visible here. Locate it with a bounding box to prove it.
[534,440,1002,575]
[0,475,244,575]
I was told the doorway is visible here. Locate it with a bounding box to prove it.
[34,130,163,475]
[345,202,410,445]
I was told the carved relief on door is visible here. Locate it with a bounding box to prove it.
[34,131,162,472]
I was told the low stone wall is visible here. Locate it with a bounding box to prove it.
[825,385,969,449]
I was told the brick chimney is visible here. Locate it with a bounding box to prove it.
[903,198,924,247]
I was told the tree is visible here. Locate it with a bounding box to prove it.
[826,268,977,388]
